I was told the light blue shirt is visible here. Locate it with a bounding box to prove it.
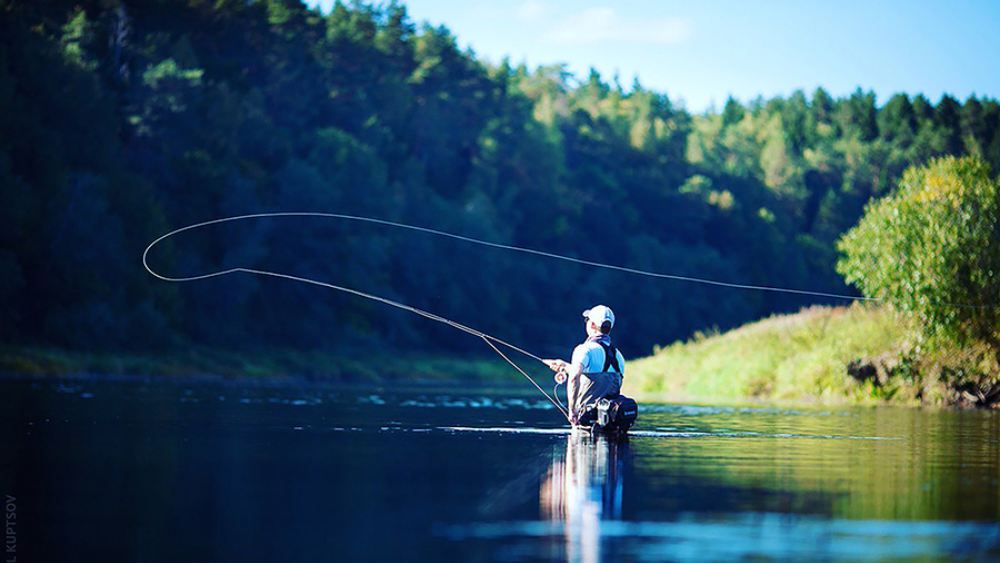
[570,336,626,379]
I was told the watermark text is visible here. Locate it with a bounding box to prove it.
[5,495,15,563]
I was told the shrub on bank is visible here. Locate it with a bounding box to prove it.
[836,156,1000,348]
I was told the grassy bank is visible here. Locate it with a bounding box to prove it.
[628,304,999,407]
[7,305,997,407]
[0,345,516,384]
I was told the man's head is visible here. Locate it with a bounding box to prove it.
[582,305,615,336]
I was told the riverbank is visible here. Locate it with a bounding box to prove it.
[628,304,1000,408]
[6,304,998,408]
[0,345,515,384]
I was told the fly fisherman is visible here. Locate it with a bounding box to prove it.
[545,305,625,425]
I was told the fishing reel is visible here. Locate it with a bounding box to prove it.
[554,367,568,385]
[543,359,570,384]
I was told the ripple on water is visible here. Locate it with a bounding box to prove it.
[357,394,386,405]
[649,428,899,440]
[435,513,1000,561]
[377,395,555,410]
[640,404,850,417]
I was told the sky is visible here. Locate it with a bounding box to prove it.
[305,0,1000,112]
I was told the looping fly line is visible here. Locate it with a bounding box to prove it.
[142,211,882,420]
[143,212,574,419]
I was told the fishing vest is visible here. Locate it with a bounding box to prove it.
[594,341,623,376]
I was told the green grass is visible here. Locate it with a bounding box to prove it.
[7,305,995,407]
[0,345,518,384]
[627,304,915,404]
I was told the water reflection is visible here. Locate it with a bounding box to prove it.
[4,380,1000,561]
[540,433,629,563]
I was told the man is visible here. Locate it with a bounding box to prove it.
[545,305,625,425]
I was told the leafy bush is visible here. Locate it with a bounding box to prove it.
[836,156,1000,346]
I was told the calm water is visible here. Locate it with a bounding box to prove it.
[1,377,998,562]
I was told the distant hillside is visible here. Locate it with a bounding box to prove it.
[2,1,999,360]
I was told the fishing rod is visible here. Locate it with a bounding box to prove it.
[142,211,884,421]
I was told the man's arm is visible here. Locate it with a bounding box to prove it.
[565,346,590,421]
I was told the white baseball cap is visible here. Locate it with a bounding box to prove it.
[582,305,615,329]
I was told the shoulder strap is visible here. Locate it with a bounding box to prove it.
[597,342,622,374]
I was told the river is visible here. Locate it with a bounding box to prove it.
[1,377,998,561]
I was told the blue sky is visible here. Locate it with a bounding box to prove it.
[305,0,1000,112]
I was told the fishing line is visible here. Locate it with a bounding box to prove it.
[480,336,568,420]
[140,210,904,420]
[143,212,573,420]
[553,381,567,416]
[146,212,879,301]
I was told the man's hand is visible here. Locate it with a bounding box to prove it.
[543,359,568,372]
[544,359,569,384]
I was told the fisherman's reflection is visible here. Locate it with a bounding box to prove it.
[540,432,628,563]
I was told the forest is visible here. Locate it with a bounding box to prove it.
[2,0,999,365]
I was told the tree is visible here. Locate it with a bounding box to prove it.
[837,156,1000,347]
[3,0,1000,360]
[837,88,878,142]
[878,94,916,147]
[806,87,836,145]
[935,94,964,155]
[721,96,744,128]
[781,90,808,153]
